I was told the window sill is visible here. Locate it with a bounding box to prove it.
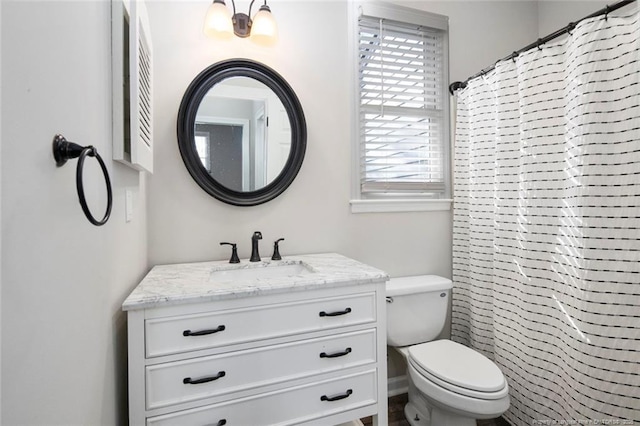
[349,199,453,213]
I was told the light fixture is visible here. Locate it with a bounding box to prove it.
[203,0,234,39]
[203,0,278,45]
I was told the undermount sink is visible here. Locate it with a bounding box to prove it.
[209,262,315,283]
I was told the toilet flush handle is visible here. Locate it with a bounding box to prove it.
[386,297,393,303]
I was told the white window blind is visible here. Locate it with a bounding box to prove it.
[358,15,446,195]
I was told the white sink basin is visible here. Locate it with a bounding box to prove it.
[209,262,315,283]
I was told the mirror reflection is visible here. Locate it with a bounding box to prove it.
[194,76,292,192]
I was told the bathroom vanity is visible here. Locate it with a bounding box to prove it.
[122,253,389,425]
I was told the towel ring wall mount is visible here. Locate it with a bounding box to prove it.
[52,134,113,226]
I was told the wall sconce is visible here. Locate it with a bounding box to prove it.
[204,0,278,46]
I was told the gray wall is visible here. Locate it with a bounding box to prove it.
[1,1,148,424]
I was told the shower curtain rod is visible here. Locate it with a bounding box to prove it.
[448,0,637,94]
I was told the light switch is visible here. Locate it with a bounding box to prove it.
[125,189,133,222]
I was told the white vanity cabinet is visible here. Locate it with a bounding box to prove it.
[123,254,388,426]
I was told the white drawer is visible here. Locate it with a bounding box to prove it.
[147,369,377,426]
[145,293,376,358]
[146,329,376,410]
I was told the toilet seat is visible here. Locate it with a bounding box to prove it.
[408,340,508,400]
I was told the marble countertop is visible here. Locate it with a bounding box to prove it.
[122,253,389,311]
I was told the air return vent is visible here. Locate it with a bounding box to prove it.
[137,28,152,150]
[112,0,154,173]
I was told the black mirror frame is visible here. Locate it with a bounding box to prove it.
[177,59,307,206]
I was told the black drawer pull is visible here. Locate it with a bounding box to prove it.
[204,421,227,426]
[183,371,226,385]
[321,389,353,402]
[320,348,352,358]
[183,325,226,336]
[319,308,352,317]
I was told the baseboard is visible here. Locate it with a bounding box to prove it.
[344,377,408,426]
[388,375,408,397]
[337,421,364,426]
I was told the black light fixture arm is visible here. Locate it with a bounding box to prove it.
[227,0,273,37]
[246,0,269,17]
[225,0,265,17]
[247,0,255,18]
[227,0,255,37]
[449,0,636,94]
[52,134,113,227]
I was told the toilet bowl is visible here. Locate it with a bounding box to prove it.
[386,276,510,426]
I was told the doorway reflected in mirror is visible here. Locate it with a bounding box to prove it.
[195,76,291,192]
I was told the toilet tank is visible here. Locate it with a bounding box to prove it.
[386,275,453,347]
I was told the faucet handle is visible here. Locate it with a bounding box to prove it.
[271,238,285,261]
[220,242,240,264]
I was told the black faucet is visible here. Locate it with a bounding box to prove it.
[250,231,262,262]
[271,238,284,260]
[220,242,240,263]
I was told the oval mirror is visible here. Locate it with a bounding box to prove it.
[177,59,307,206]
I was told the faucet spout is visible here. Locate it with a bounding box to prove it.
[250,231,263,262]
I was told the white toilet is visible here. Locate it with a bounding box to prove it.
[386,275,510,426]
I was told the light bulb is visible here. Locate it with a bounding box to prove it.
[203,0,233,39]
[250,5,278,46]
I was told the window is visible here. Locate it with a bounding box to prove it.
[351,3,451,213]
[195,132,211,173]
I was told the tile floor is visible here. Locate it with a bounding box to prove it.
[361,394,510,426]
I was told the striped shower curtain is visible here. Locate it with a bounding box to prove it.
[452,8,640,426]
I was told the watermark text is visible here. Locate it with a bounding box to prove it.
[532,420,634,425]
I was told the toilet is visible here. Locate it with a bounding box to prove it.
[386,275,510,426]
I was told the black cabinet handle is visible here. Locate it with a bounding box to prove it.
[183,371,226,385]
[320,348,352,358]
[183,325,226,336]
[319,308,352,317]
[204,421,227,426]
[320,389,353,402]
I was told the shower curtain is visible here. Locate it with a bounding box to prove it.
[452,9,640,425]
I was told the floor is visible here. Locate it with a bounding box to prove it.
[361,394,510,426]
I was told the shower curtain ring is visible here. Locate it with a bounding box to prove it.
[605,5,610,20]
[568,22,575,35]
[512,52,518,62]
[537,39,543,50]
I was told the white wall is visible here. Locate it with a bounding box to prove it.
[1,1,148,424]
[0,0,3,419]
[398,1,539,83]
[538,1,609,35]
[147,0,445,277]
[0,0,586,421]
[147,0,538,280]
[147,0,538,381]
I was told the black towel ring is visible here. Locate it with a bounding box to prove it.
[52,134,113,226]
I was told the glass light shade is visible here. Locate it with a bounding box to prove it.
[203,1,233,38]
[250,8,278,46]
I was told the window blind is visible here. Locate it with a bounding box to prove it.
[358,16,446,195]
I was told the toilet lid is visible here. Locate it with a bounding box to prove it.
[408,340,506,393]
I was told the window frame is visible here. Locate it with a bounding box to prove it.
[349,1,452,213]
